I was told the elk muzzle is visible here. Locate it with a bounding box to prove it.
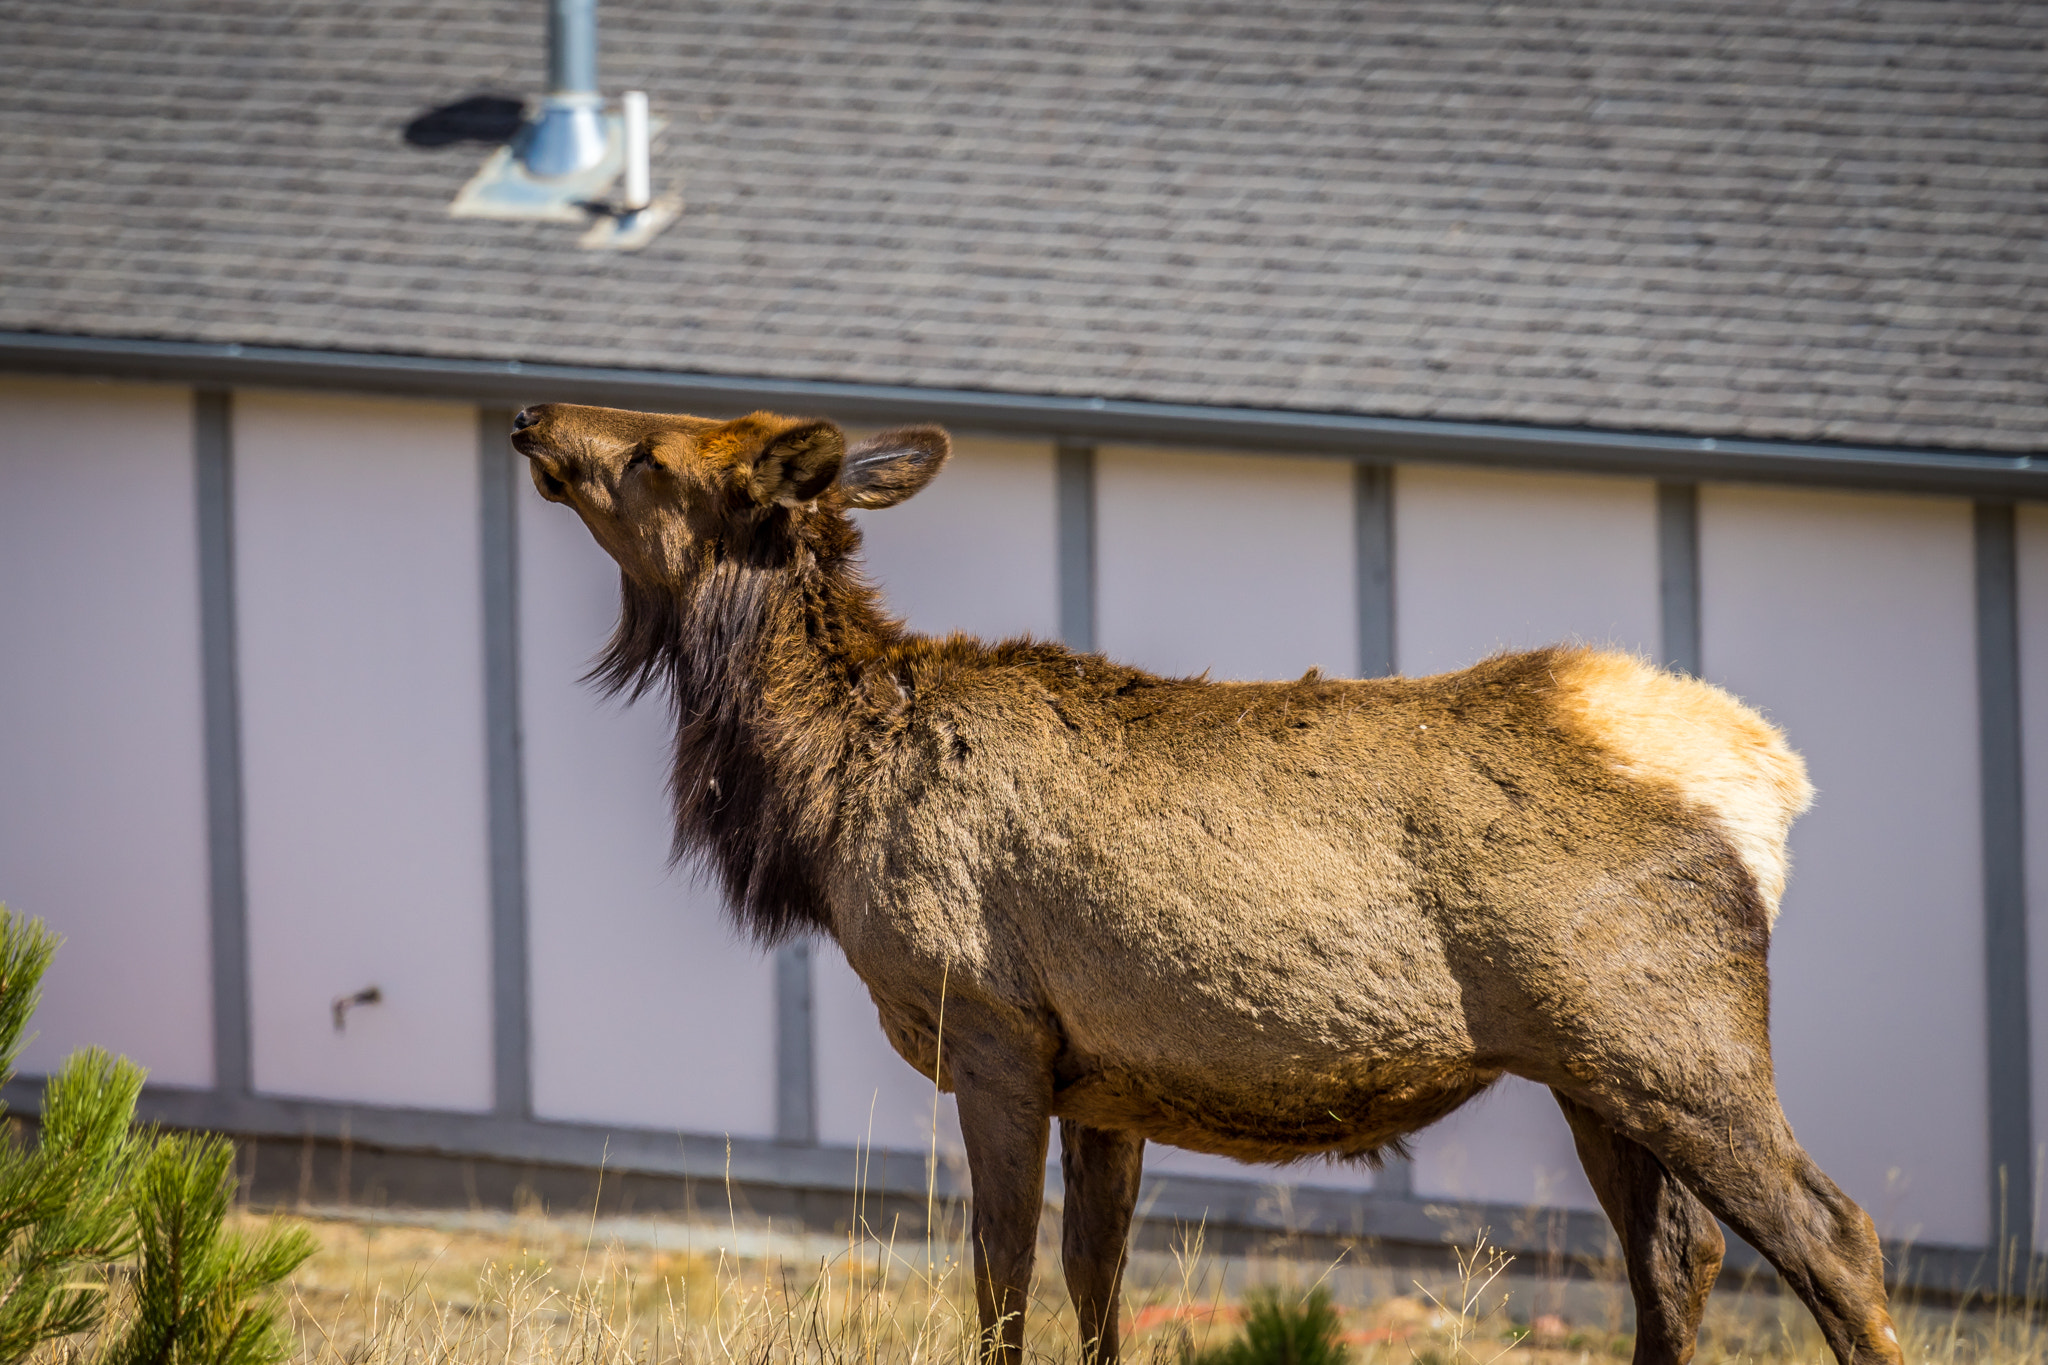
[509,409,573,500]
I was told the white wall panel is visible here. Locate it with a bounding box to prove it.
[814,942,963,1155]
[1393,466,1661,676]
[519,453,775,1136]
[0,378,213,1086]
[821,438,1054,1153]
[851,437,1059,641]
[1395,464,1661,1213]
[1097,447,1355,681]
[2022,505,2048,1247]
[236,392,492,1111]
[1701,485,1983,1247]
[1096,446,1365,1186]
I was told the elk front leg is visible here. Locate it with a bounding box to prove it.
[1060,1121,1145,1365]
[956,1074,1052,1365]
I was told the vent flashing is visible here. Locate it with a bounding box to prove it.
[445,0,679,247]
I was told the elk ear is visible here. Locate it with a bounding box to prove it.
[840,426,951,508]
[747,420,846,507]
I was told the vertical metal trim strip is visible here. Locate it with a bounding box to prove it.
[1657,483,1702,677]
[1978,501,2032,1250]
[1354,463,1395,679]
[480,409,533,1121]
[196,389,251,1098]
[1058,440,1097,652]
[1356,462,1413,1198]
[775,942,817,1144]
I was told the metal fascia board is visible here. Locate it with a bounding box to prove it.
[1,332,2041,496]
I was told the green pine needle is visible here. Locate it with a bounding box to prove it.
[0,908,315,1365]
[97,1133,315,1365]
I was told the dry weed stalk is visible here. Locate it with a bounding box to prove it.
[1409,1234,1518,1365]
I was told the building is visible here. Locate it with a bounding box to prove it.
[2,0,2044,1282]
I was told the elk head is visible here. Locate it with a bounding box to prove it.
[509,403,951,588]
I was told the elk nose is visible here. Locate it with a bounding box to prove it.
[511,408,541,431]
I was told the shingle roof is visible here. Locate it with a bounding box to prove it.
[3,1,2043,452]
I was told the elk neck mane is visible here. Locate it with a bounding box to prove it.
[582,505,918,945]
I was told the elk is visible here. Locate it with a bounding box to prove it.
[512,403,1902,1365]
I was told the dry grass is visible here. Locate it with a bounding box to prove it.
[218,1190,2048,1365]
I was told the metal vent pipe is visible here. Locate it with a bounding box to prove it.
[517,0,607,179]
[548,0,599,94]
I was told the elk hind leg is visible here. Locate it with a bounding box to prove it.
[1060,1121,1145,1365]
[1593,1091,1900,1365]
[1554,1091,1723,1365]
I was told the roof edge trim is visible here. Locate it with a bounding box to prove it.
[2,331,2040,497]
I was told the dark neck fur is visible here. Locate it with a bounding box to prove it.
[587,507,900,944]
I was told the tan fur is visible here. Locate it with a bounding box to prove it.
[1552,650,1815,924]
[511,402,1902,1365]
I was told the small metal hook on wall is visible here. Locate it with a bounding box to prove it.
[332,986,382,1033]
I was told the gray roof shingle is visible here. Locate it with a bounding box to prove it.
[2,0,2043,451]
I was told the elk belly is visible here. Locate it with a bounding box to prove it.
[1049,1059,1498,1166]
